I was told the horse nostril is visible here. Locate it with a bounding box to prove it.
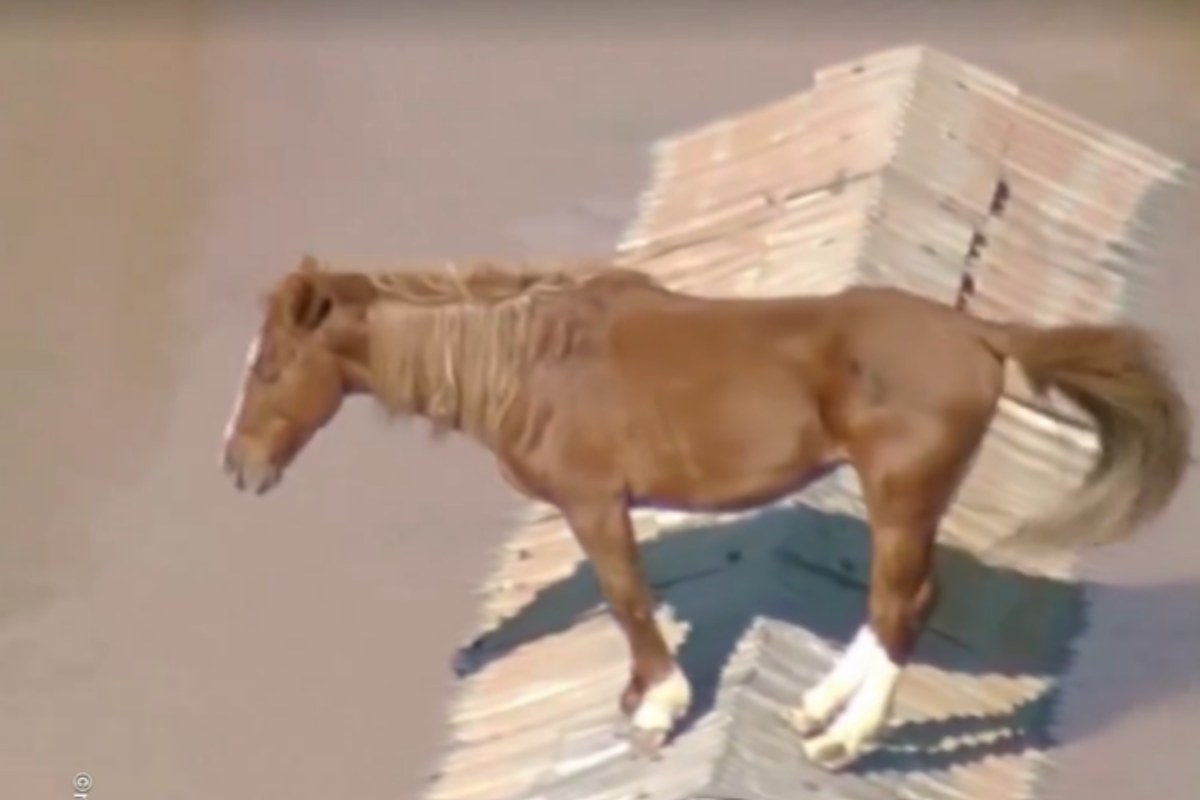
[222,444,244,483]
[220,433,283,495]
[223,448,247,491]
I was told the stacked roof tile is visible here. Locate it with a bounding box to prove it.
[423,45,1182,800]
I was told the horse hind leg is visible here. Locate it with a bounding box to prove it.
[797,413,978,770]
[799,536,937,770]
[790,626,877,736]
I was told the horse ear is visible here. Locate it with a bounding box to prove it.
[290,276,334,331]
[298,254,321,274]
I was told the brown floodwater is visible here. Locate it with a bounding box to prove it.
[1,3,1197,798]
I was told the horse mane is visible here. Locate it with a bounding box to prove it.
[363,259,648,438]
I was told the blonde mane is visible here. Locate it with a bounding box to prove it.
[365,260,636,439]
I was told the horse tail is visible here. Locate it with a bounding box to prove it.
[979,320,1191,549]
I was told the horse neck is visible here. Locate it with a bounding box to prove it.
[363,292,533,442]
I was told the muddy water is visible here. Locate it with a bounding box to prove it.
[0,28,199,667]
[1,5,1198,800]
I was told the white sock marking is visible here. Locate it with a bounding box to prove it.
[804,629,901,762]
[800,626,875,724]
[632,666,692,733]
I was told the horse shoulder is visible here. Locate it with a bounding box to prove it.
[496,359,629,501]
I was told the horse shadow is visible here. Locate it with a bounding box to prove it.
[451,503,1200,775]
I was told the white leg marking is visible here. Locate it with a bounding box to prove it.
[221,334,263,455]
[791,626,875,735]
[631,665,692,734]
[802,629,901,769]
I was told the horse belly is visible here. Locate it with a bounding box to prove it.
[632,459,839,513]
[626,391,836,513]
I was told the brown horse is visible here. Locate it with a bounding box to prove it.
[220,254,1190,770]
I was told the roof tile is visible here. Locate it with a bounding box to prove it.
[424,45,1180,800]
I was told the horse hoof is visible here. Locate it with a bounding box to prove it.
[801,735,858,772]
[612,715,635,741]
[788,706,828,738]
[627,726,668,760]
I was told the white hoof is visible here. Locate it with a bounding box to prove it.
[628,726,668,760]
[802,731,862,771]
[791,627,877,737]
[788,705,828,737]
[800,631,901,771]
[629,666,692,752]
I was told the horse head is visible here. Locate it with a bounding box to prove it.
[220,255,375,493]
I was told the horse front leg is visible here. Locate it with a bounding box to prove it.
[563,499,691,757]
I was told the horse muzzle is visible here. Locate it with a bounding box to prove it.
[221,437,284,495]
